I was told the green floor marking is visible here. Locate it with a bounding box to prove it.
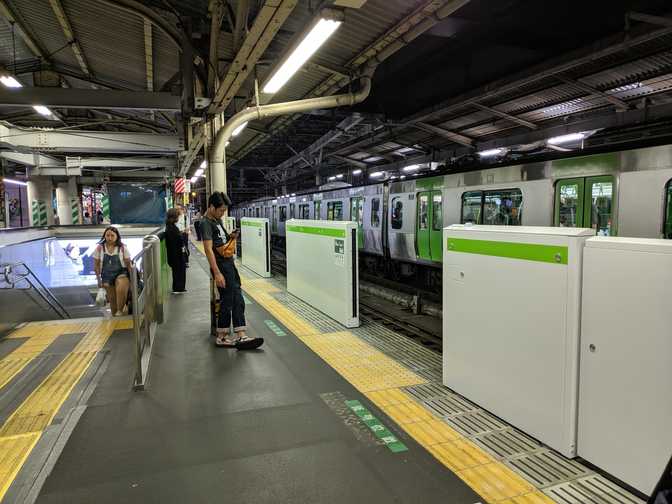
[264,320,287,336]
[242,294,253,305]
[345,400,408,453]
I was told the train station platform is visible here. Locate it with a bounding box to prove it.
[0,244,644,504]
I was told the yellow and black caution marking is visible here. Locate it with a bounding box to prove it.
[0,318,129,502]
[237,266,557,503]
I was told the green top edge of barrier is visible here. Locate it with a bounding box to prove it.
[446,236,569,265]
[286,225,346,238]
[241,221,264,228]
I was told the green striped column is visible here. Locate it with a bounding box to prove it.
[31,200,48,226]
[70,198,80,224]
[101,195,110,221]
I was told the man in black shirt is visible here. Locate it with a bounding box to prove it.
[201,192,263,350]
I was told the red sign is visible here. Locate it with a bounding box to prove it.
[174,178,186,193]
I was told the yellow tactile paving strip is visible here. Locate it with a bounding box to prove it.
[236,265,557,503]
[0,318,129,502]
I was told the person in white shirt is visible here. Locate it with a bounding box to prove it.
[176,205,190,267]
[93,226,131,316]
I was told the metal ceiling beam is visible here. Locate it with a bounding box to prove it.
[0,123,182,153]
[471,102,538,130]
[66,156,176,169]
[0,0,48,60]
[48,0,92,76]
[233,0,251,53]
[178,127,205,176]
[208,0,298,114]
[0,151,62,167]
[208,0,224,95]
[331,154,368,169]
[413,122,474,147]
[143,19,154,91]
[557,75,629,111]
[0,87,181,111]
[80,170,168,182]
[627,12,672,28]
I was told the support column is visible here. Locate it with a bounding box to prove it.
[56,177,80,225]
[27,176,54,226]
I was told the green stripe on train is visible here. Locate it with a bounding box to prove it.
[446,237,568,265]
[286,225,345,238]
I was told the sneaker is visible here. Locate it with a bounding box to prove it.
[115,311,123,317]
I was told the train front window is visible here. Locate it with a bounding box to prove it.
[665,180,672,239]
[461,191,482,224]
[391,197,403,229]
[432,193,443,230]
[279,206,287,222]
[483,189,522,226]
[371,198,381,228]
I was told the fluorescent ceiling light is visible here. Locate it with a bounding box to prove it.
[400,175,406,179]
[547,132,585,145]
[2,177,27,186]
[33,105,52,116]
[402,164,420,172]
[200,160,207,169]
[478,148,505,157]
[190,176,197,183]
[291,193,296,196]
[335,173,343,179]
[194,168,204,177]
[232,121,248,137]
[263,18,342,94]
[328,176,336,181]
[351,169,362,175]
[369,171,384,178]
[0,75,22,88]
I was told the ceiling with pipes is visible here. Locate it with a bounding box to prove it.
[0,0,670,199]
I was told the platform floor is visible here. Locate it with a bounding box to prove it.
[0,244,645,504]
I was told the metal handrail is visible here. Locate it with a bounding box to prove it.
[0,261,70,319]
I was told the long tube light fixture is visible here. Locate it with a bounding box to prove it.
[263,11,343,94]
[2,177,27,186]
[547,132,586,145]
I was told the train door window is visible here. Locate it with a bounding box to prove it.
[298,204,309,219]
[418,193,429,230]
[555,176,614,235]
[271,206,277,232]
[432,193,443,231]
[264,207,269,219]
[314,201,321,219]
[483,189,523,226]
[279,206,287,222]
[461,191,483,224]
[417,192,431,260]
[289,203,295,219]
[665,179,672,239]
[255,208,260,218]
[242,209,246,217]
[350,197,364,249]
[391,197,403,229]
[371,198,381,227]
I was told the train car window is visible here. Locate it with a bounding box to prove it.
[264,207,269,219]
[483,189,523,225]
[327,201,343,221]
[272,206,277,232]
[299,204,309,219]
[290,203,295,219]
[314,201,321,219]
[255,208,260,218]
[665,179,672,239]
[371,198,381,227]
[461,191,483,224]
[432,193,443,230]
[418,194,429,230]
[391,197,403,229]
[242,209,247,217]
[279,206,287,222]
[588,180,612,235]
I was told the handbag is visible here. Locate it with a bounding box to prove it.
[95,287,106,306]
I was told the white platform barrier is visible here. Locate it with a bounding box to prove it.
[442,224,594,457]
[286,219,359,328]
[240,218,271,278]
[578,237,672,495]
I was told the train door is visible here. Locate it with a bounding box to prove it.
[350,197,364,249]
[314,201,321,220]
[271,205,277,233]
[416,190,443,262]
[555,176,614,235]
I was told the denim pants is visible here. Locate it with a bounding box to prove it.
[216,259,246,333]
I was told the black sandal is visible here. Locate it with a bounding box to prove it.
[235,336,264,350]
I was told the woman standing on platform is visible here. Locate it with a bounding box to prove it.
[165,208,187,294]
[201,192,263,350]
[93,226,131,316]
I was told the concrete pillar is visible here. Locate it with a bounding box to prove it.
[56,177,80,225]
[27,176,54,226]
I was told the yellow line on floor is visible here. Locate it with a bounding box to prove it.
[240,272,557,503]
[0,319,127,502]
